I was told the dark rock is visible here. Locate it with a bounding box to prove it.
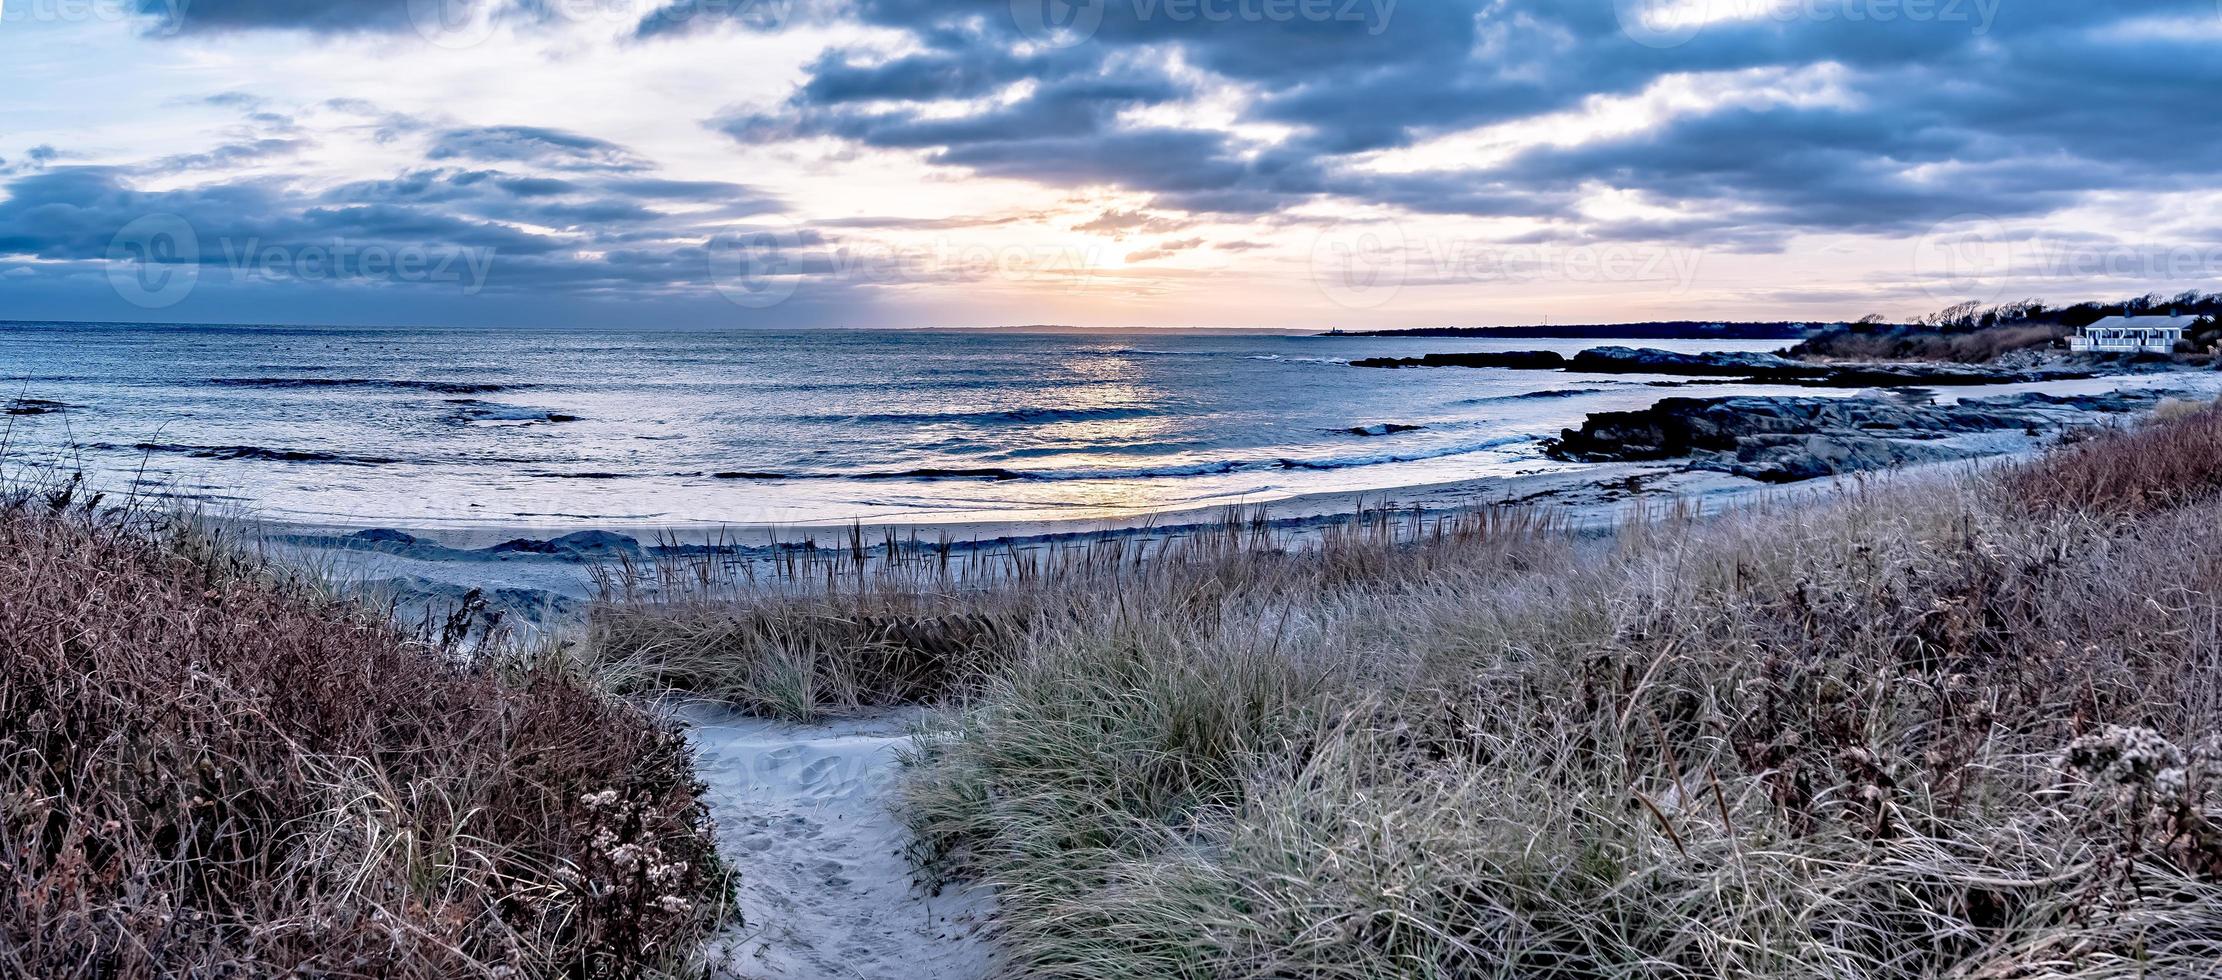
[356,577,583,628]
[1346,423,1425,436]
[1355,344,2116,388]
[488,530,643,558]
[1567,347,1815,377]
[1350,351,1566,370]
[5,398,70,416]
[349,528,421,545]
[1566,346,2103,386]
[1543,389,2171,483]
[1728,433,1975,483]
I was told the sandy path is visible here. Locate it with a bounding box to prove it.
[679,705,996,980]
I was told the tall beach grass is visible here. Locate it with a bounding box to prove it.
[590,405,2222,977]
[0,481,733,978]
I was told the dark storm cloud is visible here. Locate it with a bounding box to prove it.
[150,138,311,172]
[128,0,622,36]
[427,125,648,172]
[719,58,1327,215]
[0,145,62,176]
[692,0,2221,245]
[126,0,2222,246]
[631,0,798,38]
[90,0,2222,302]
[134,0,795,39]
[0,109,794,300]
[135,0,425,33]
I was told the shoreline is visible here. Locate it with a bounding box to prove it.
[240,459,1771,628]
[247,445,1985,625]
[220,367,2219,624]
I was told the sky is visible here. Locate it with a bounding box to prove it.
[1,0,2219,329]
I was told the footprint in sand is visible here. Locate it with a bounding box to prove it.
[683,707,996,980]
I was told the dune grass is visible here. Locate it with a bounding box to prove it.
[583,506,1561,723]
[584,403,2222,978]
[0,482,733,978]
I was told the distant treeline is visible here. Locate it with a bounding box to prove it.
[1792,291,2222,362]
[1909,291,2222,331]
[1331,321,1824,340]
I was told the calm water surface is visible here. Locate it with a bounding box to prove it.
[0,323,1792,527]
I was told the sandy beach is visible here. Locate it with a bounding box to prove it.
[255,364,2222,620]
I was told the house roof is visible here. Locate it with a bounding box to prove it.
[2084,315,2201,331]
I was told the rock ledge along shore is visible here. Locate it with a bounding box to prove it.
[1350,346,2188,387]
[1542,390,2178,483]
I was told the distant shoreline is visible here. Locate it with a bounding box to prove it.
[1325,321,1828,340]
[5,318,1819,339]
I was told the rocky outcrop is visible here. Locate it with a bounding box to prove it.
[1564,347,2105,386]
[5,398,70,416]
[1346,423,1425,436]
[1543,389,2172,483]
[1564,347,1811,377]
[1350,351,1566,370]
[487,529,645,558]
[1353,345,2116,387]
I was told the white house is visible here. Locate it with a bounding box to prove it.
[2067,314,2201,354]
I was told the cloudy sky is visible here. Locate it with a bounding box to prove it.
[1,0,2218,328]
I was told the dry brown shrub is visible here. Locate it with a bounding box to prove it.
[0,486,731,978]
[1995,403,2222,517]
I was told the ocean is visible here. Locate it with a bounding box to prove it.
[0,322,1794,529]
